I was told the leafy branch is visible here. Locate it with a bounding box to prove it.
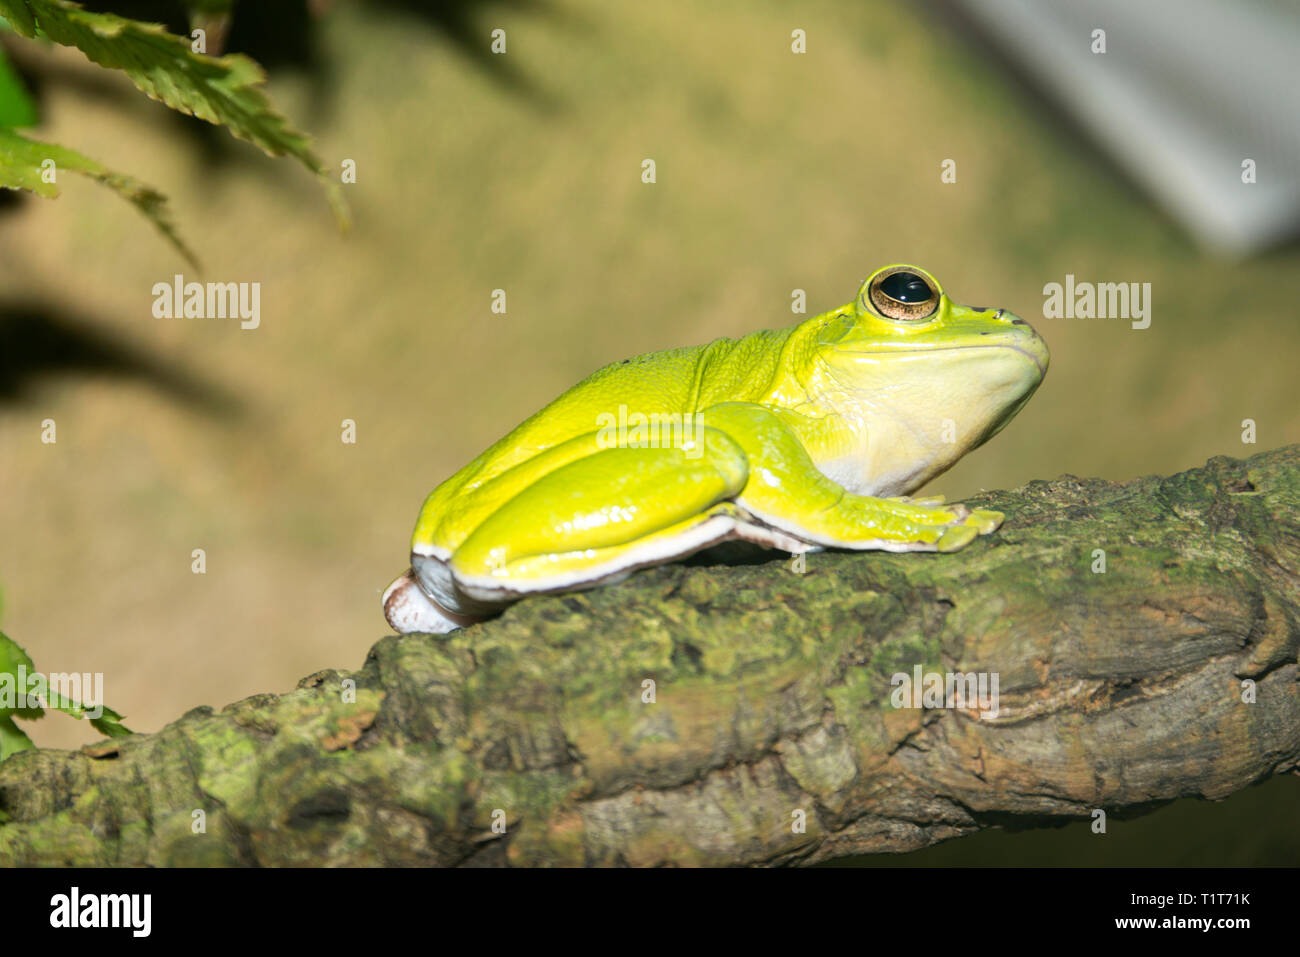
[0,126,199,264]
[0,0,345,263]
[0,631,132,763]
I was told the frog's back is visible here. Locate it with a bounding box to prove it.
[425,326,797,511]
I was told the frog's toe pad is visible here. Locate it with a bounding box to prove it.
[936,524,979,552]
[966,508,1004,535]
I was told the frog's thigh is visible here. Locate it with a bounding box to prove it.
[449,430,750,599]
[703,402,1002,552]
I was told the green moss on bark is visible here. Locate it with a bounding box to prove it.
[1,447,1297,866]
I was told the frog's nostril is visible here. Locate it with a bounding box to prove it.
[1010,317,1028,326]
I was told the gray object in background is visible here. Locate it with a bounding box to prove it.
[949,0,1300,256]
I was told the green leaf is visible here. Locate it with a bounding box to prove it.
[90,707,133,738]
[0,631,42,721]
[0,0,345,222]
[0,715,36,761]
[28,686,133,739]
[0,2,35,36]
[0,631,135,748]
[42,684,134,736]
[0,41,38,125]
[0,630,37,683]
[0,126,197,265]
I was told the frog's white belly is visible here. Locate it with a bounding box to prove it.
[809,423,944,499]
[813,454,922,499]
[807,398,969,499]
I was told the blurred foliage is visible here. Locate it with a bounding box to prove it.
[0,126,195,262]
[0,41,36,123]
[0,0,342,261]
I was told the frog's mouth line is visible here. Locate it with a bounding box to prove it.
[834,343,1048,377]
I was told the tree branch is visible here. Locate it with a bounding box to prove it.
[2,446,1297,866]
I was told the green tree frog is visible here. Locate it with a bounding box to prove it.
[384,264,1048,634]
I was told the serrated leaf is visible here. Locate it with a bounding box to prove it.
[0,0,346,223]
[0,127,197,264]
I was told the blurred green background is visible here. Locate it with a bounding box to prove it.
[0,0,1295,863]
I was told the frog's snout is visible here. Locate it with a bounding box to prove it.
[996,309,1050,378]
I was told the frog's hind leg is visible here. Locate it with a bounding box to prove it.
[459,504,748,601]
[446,431,753,602]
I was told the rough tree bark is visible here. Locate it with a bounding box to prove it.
[1,446,1297,867]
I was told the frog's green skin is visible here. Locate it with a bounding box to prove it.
[384,264,1048,634]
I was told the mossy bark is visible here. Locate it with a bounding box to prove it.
[2,446,1298,866]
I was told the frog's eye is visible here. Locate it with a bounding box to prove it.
[867,268,940,321]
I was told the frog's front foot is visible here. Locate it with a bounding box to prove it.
[383,570,485,634]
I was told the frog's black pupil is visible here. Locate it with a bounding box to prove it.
[879,271,932,303]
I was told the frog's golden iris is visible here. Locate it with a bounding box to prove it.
[384,263,1049,634]
[867,267,940,321]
